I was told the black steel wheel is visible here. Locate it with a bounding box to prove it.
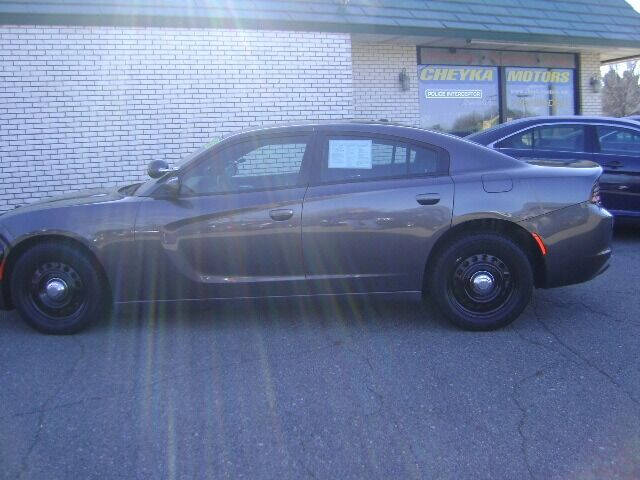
[427,233,533,331]
[10,242,110,334]
[28,261,87,319]
[449,253,514,317]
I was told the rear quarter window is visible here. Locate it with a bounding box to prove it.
[596,126,640,155]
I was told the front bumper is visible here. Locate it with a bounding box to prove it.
[521,203,613,289]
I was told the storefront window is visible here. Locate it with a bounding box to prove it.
[418,65,499,137]
[504,67,575,121]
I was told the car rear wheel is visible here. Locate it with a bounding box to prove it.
[10,242,110,334]
[427,233,533,331]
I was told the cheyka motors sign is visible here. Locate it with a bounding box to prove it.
[420,66,495,99]
[504,67,575,118]
[418,65,499,134]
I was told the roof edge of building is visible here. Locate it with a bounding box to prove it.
[1,13,640,50]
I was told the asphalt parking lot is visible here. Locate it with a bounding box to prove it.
[1,227,639,480]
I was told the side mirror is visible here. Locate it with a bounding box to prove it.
[152,175,180,199]
[148,159,175,179]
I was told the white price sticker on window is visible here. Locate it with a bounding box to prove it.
[328,140,372,169]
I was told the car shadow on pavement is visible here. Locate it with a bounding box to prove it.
[103,294,457,334]
[0,293,458,335]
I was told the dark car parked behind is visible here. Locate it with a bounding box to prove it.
[0,122,612,334]
[467,116,640,219]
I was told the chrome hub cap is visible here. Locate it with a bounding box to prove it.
[44,278,69,302]
[470,271,495,295]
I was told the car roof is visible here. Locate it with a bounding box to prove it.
[219,119,470,147]
[466,115,640,145]
[225,119,415,135]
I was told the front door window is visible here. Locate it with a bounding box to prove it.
[180,135,310,195]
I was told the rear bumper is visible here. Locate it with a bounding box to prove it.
[0,286,8,310]
[552,246,611,287]
[0,234,11,310]
[521,203,613,289]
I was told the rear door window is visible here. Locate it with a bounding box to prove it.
[531,125,585,152]
[320,135,448,183]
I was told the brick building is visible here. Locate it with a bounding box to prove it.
[1,0,640,211]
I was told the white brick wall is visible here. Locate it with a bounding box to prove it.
[351,42,420,127]
[0,26,353,211]
[0,28,606,212]
[579,52,603,116]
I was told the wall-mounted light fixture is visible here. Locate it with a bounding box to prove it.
[589,75,603,93]
[399,68,410,91]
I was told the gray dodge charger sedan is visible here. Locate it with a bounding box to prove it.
[0,122,613,334]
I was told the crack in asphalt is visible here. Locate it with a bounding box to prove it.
[513,326,576,364]
[531,298,640,409]
[5,273,638,479]
[297,437,319,480]
[511,361,559,480]
[15,336,86,480]
[6,337,347,480]
[5,339,345,422]
[345,346,422,480]
[508,288,640,480]
[537,296,640,328]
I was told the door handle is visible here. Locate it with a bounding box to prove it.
[416,194,440,206]
[269,208,294,221]
[607,161,623,168]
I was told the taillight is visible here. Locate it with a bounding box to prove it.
[590,180,602,206]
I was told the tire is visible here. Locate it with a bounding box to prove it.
[427,233,533,331]
[10,242,110,334]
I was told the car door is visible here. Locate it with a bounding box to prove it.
[591,124,640,216]
[130,131,313,301]
[494,123,589,164]
[301,130,454,294]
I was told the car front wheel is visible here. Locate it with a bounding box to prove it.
[10,242,110,334]
[428,233,534,331]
